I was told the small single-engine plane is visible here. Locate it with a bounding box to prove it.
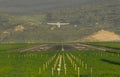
[47,22,69,28]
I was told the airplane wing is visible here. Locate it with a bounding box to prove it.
[47,23,58,25]
[60,23,69,25]
[47,22,70,28]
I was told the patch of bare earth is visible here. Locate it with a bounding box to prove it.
[14,25,25,32]
[81,29,120,42]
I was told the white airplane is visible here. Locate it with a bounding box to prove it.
[47,22,70,28]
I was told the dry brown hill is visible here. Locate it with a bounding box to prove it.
[81,29,120,42]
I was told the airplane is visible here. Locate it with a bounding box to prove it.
[47,22,70,28]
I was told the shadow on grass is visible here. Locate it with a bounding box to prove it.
[101,59,120,65]
[106,50,120,54]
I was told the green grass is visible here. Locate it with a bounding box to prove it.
[86,42,120,49]
[0,43,37,51]
[0,43,119,77]
[0,50,119,77]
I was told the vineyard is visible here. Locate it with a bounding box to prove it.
[0,42,120,77]
[0,49,120,77]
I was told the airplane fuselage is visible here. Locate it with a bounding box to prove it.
[56,22,61,28]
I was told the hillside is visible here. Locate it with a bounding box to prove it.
[0,0,120,43]
[81,30,120,42]
[0,0,117,14]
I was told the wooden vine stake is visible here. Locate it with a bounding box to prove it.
[46,63,47,69]
[52,68,54,76]
[75,64,77,71]
[43,64,45,71]
[78,67,80,77]
[64,67,66,76]
[57,68,61,76]
[85,64,87,70]
[91,67,93,77]
[39,67,41,75]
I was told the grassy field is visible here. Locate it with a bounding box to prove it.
[86,42,120,49]
[0,43,38,51]
[0,43,119,77]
